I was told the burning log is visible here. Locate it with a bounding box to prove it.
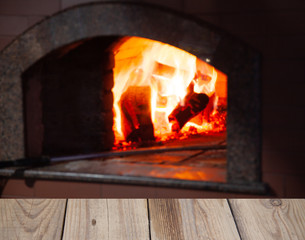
[120,86,155,142]
[203,92,217,122]
[168,83,209,132]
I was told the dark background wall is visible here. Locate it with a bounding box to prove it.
[1,0,304,197]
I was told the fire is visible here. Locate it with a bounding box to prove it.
[111,36,227,147]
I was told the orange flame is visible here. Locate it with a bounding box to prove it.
[111,36,227,146]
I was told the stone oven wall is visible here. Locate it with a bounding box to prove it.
[0,0,304,197]
[23,37,116,157]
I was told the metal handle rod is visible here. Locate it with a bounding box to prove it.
[50,144,226,162]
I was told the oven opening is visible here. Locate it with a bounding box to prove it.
[23,36,227,183]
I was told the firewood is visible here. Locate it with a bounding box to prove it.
[203,92,217,122]
[120,86,155,142]
[168,90,209,133]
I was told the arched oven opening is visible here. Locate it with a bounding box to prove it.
[23,36,228,182]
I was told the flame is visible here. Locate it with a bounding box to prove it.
[111,36,227,146]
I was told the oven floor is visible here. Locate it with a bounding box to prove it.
[31,134,226,182]
[0,134,226,186]
[43,148,226,182]
[1,134,269,196]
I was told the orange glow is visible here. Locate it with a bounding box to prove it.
[146,166,225,182]
[148,169,207,181]
[112,36,227,147]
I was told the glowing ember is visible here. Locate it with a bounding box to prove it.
[111,36,227,148]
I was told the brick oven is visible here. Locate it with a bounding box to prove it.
[0,2,265,196]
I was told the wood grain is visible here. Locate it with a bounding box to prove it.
[229,199,305,240]
[149,199,240,240]
[0,199,66,240]
[62,199,149,240]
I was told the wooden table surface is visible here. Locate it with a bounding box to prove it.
[0,199,304,239]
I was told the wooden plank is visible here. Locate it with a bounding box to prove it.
[149,199,240,240]
[63,199,149,240]
[0,199,66,240]
[229,199,305,240]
